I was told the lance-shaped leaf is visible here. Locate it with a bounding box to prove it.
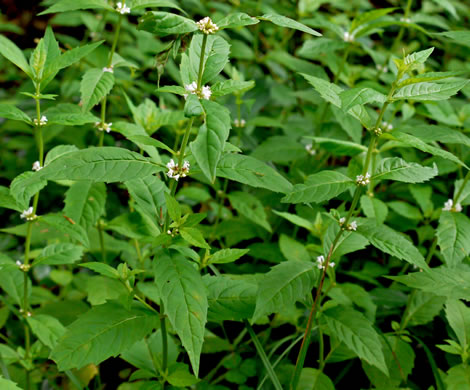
[41,215,90,247]
[154,251,208,376]
[0,104,31,124]
[0,35,32,76]
[282,171,355,204]
[208,248,250,265]
[217,154,292,194]
[388,265,470,301]
[437,212,470,268]
[252,261,318,322]
[445,299,470,351]
[228,191,271,232]
[0,378,22,390]
[33,243,84,266]
[373,157,438,183]
[340,87,386,111]
[43,104,99,126]
[50,302,158,370]
[259,14,322,36]
[306,137,367,156]
[10,171,47,210]
[300,73,343,107]
[0,261,31,307]
[191,100,231,182]
[138,11,197,37]
[39,0,113,14]
[322,306,388,375]
[131,0,183,12]
[211,80,255,97]
[27,314,66,349]
[357,220,428,270]
[392,80,469,101]
[80,68,115,111]
[216,13,259,29]
[403,291,445,327]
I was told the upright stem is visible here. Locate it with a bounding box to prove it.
[197,34,208,89]
[160,303,168,373]
[454,170,470,204]
[334,43,351,84]
[392,0,413,52]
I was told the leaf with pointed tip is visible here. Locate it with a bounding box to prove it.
[50,302,158,370]
[33,243,84,266]
[392,80,469,101]
[0,104,31,124]
[0,378,22,390]
[373,157,438,183]
[208,248,250,265]
[228,191,271,232]
[0,35,32,76]
[138,11,197,37]
[43,104,99,126]
[211,80,255,97]
[217,13,259,29]
[437,212,470,268]
[39,0,113,15]
[40,215,90,247]
[282,171,354,204]
[10,171,47,211]
[252,261,318,322]
[259,14,322,36]
[131,0,183,12]
[80,68,115,111]
[300,73,342,107]
[27,314,66,349]
[154,251,208,376]
[340,87,386,111]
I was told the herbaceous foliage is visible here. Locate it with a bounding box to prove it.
[1,0,470,389]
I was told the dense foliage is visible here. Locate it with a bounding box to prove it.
[1,0,470,389]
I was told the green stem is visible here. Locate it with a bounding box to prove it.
[245,321,283,390]
[454,170,470,204]
[334,43,351,84]
[197,34,208,89]
[97,221,106,262]
[160,303,168,374]
[392,0,413,53]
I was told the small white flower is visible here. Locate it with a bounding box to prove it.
[201,85,212,100]
[376,64,388,73]
[166,159,190,181]
[33,115,48,126]
[184,82,197,93]
[443,199,462,212]
[348,220,358,231]
[32,161,42,171]
[184,81,211,100]
[16,260,22,266]
[381,121,393,131]
[103,66,114,73]
[116,1,130,14]
[356,172,371,186]
[95,122,112,133]
[20,207,36,221]
[400,17,411,23]
[196,17,219,34]
[234,119,246,128]
[339,217,346,225]
[343,31,354,42]
[374,127,383,136]
[316,255,335,270]
[305,144,316,156]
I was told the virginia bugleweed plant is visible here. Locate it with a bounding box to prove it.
[1,0,470,389]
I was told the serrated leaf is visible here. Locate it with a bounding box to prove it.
[154,251,208,376]
[322,306,388,375]
[437,212,470,268]
[360,196,388,225]
[33,243,84,266]
[228,191,271,232]
[282,171,355,204]
[138,11,197,37]
[392,80,469,101]
[445,299,470,350]
[208,248,249,265]
[373,157,438,183]
[252,136,305,163]
[10,171,47,211]
[80,68,115,111]
[27,314,66,349]
[357,220,427,269]
[216,13,259,29]
[306,137,367,156]
[211,80,255,97]
[0,35,32,76]
[40,215,90,247]
[0,262,31,307]
[217,154,292,194]
[340,87,386,111]
[180,227,210,249]
[259,14,322,36]
[127,135,175,155]
[300,73,343,107]
[50,302,158,370]
[184,94,203,117]
[39,0,113,14]
[80,262,119,278]
[404,291,445,326]
[252,261,318,322]
[0,104,31,124]
[0,378,22,390]
[445,364,470,390]
[43,104,100,126]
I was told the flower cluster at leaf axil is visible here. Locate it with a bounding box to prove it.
[305,144,316,156]
[316,255,335,270]
[184,82,212,100]
[166,159,190,181]
[234,119,246,128]
[20,207,37,221]
[95,122,112,133]
[33,115,47,126]
[443,199,462,212]
[339,217,357,231]
[196,17,219,34]
[356,173,371,186]
[32,161,42,171]
[116,2,130,14]
[103,66,114,73]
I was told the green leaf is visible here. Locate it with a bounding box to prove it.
[127,135,175,155]
[64,181,106,232]
[360,196,388,225]
[404,291,446,326]
[211,80,255,97]
[80,68,115,111]
[10,171,47,210]
[0,104,31,124]
[228,191,271,232]
[40,215,90,247]
[445,299,470,350]
[445,364,470,390]
[323,223,369,260]
[43,104,100,126]
[208,248,249,265]
[184,94,204,117]
[373,157,438,183]
[252,136,305,163]
[204,275,257,322]
[259,14,322,36]
[280,234,310,262]
[252,261,318,322]
[216,13,259,29]
[138,11,197,37]
[340,87,386,111]
[131,0,183,11]
[357,220,428,269]
[272,210,314,231]
[306,137,367,156]
[50,302,158,370]
[437,31,470,48]
[322,306,388,375]
[33,243,84,266]
[298,368,335,390]
[39,0,113,15]
[167,363,200,386]
[29,38,47,82]
[384,131,468,169]
[27,314,66,349]
[0,262,31,307]
[164,193,181,223]
[397,71,466,87]
[217,154,292,194]
[300,73,342,107]
[154,251,208,376]
[0,378,22,390]
[392,80,469,101]
[282,171,355,204]
[437,212,470,268]
[388,265,470,301]
[0,35,31,76]
[180,227,210,249]
[80,262,120,278]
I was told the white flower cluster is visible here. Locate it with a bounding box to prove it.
[196,17,219,34]
[184,82,212,100]
[103,66,114,73]
[376,64,388,73]
[339,217,357,231]
[166,159,190,181]
[356,173,371,186]
[343,31,355,42]
[400,17,412,23]
[381,121,393,131]
[234,119,246,128]
[33,115,48,126]
[95,122,112,133]
[305,144,316,156]
[443,199,462,212]
[116,2,130,14]
[20,207,37,221]
[317,255,335,270]
[374,127,383,136]
[32,161,42,171]
[16,260,31,272]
